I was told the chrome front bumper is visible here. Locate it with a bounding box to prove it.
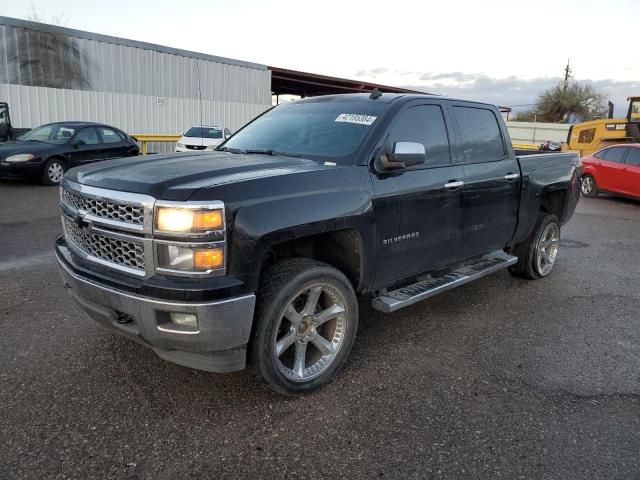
[56,250,256,373]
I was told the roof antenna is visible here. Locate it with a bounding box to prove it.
[370,88,382,100]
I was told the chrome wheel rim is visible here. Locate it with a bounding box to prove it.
[535,223,560,276]
[273,282,348,383]
[581,176,594,195]
[48,162,64,183]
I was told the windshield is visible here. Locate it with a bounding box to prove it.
[20,125,76,144]
[185,127,223,139]
[221,101,386,162]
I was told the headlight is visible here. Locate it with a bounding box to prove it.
[175,143,185,149]
[206,145,216,151]
[157,244,224,272]
[5,154,35,163]
[156,206,224,234]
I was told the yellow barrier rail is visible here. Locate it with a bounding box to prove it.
[131,134,181,155]
[512,142,540,151]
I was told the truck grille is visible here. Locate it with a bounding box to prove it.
[60,189,144,225]
[63,217,145,271]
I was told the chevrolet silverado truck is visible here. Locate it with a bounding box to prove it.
[55,92,581,395]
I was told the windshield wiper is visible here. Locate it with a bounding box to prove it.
[245,149,301,158]
[216,147,302,158]
[216,147,246,154]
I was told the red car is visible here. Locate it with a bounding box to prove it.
[581,144,640,199]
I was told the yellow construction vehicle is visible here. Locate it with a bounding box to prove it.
[562,96,640,156]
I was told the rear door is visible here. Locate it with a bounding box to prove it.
[450,103,520,261]
[598,147,628,193]
[98,127,130,159]
[67,127,103,166]
[621,147,640,198]
[371,101,464,286]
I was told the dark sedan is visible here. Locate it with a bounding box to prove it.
[0,122,139,185]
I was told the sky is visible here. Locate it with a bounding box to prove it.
[1,0,639,116]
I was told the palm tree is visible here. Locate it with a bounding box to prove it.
[535,81,606,123]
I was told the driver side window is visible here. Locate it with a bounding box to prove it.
[388,105,451,168]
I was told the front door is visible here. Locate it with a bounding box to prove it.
[621,147,640,197]
[598,146,629,193]
[450,103,520,260]
[371,102,463,287]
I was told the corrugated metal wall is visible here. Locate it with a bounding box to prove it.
[0,19,272,151]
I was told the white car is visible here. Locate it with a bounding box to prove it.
[175,125,231,152]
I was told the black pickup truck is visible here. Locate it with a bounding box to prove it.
[55,93,581,395]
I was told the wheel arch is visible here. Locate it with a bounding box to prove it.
[257,227,365,293]
[45,154,68,168]
[539,189,566,220]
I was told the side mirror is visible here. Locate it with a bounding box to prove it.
[224,129,231,139]
[378,142,427,170]
[73,139,86,148]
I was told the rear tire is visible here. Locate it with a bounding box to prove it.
[581,174,597,197]
[40,158,66,185]
[509,213,561,280]
[250,258,358,396]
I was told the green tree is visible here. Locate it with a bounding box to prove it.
[511,110,537,122]
[535,81,606,123]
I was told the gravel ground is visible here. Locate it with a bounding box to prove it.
[1,179,639,479]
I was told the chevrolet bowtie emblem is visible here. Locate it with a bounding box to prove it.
[73,213,89,229]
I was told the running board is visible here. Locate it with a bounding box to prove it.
[371,251,518,313]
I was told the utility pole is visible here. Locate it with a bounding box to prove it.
[562,59,572,94]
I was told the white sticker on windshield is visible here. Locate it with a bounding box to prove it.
[335,114,377,125]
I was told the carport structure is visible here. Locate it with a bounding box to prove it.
[269,66,428,100]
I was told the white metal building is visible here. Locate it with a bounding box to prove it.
[0,16,272,149]
[505,121,571,145]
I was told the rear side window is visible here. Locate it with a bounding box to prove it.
[99,128,123,144]
[389,105,450,167]
[593,149,606,159]
[603,147,627,163]
[454,106,505,163]
[578,128,596,144]
[625,148,640,166]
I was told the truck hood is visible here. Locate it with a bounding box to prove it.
[66,152,327,200]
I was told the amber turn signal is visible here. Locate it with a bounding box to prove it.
[193,248,224,270]
[193,210,223,230]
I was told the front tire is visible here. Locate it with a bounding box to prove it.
[581,174,597,197]
[40,158,66,185]
[509,213,561,280]
[250,258,358,396]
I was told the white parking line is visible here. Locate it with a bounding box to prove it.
[0,252,55,272]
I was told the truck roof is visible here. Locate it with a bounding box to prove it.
[297,92,498,109]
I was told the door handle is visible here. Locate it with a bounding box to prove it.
[504,173,520,181]
[444,180,464,190]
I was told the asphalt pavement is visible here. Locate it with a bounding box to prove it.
[1,178,639,479]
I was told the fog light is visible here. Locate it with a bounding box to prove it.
[169,312,198,328]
